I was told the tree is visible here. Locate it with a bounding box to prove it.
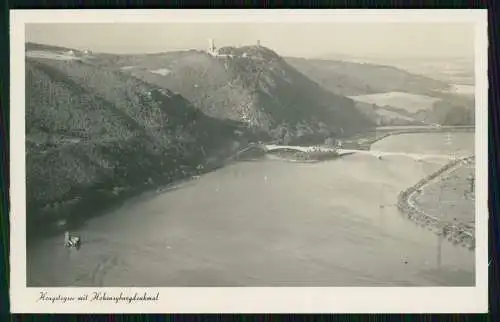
[282,131,292,145]
[324,137,336,147]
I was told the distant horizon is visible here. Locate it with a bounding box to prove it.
[25,23,475,61]
[25,39,474,64]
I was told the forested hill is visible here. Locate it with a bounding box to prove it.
[26,53,256,236]
[88,45,375,143]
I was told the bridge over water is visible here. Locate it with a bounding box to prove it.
[264,144,471,161]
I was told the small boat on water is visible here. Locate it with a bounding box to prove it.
[64,231,81,249]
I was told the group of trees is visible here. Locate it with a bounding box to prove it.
[268,121,338,146]
[429,99,475,125]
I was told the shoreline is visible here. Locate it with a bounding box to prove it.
[26,144,251,244]
[343,127,474,150]
[27,129,475,245]
[26,140,341,244]
[396,155,475,250]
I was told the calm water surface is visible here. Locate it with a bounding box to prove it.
[27,132,475,286]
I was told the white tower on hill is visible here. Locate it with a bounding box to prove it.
[208,38,217,56]
[257,40,261,46]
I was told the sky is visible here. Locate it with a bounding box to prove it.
[25,23,475,59]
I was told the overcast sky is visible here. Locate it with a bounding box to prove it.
[26,23,475,59]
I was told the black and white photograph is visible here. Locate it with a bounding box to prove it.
[10,10,488,313]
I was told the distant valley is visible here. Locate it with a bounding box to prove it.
[286,56,475,126]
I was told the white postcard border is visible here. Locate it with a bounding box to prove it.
[10,9,489,313]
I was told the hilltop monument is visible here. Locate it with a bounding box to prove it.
[208,38,218,56]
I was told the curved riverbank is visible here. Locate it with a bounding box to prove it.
[27,141,256,243]
[343,127,474,150]
[29,129,474,244]
[396,155,475,250]
[28,131,476,287]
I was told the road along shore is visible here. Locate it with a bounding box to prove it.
[396,155,475,250]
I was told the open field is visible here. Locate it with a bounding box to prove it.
[348,92,441,114]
